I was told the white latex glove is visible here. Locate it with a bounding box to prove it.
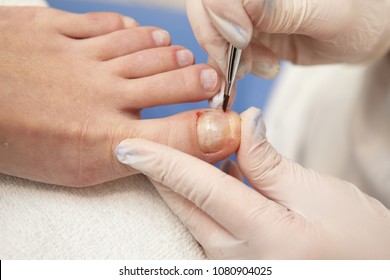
[186,0,390,78]
[115,107,390,259]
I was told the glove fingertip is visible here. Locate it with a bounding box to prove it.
[204,2,252,49]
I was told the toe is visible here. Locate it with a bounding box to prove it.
[113,109,241,169]
[108,46,194,78]
[79,27,171,61]
[117,65,221,109]
[56,11,138,39]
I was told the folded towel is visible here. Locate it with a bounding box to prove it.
[0,173,205,259]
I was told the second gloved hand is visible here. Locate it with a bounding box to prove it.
[186,0,390,78]
[116,107,390,259]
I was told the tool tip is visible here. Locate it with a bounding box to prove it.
[222,95,229,112]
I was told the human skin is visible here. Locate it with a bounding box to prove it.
[0,7,241,187]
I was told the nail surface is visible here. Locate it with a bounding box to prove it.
[122,16,138,28]
[176,49,194,67]
[252,61,280,79]
[152,30,170,46]
[197,110,240,153]
[201,69,218,92]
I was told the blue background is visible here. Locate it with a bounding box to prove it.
[47,0,274,119]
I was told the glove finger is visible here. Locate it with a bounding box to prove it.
[250,41,280,79]
[186,0,229,74]
[245,0,347,38]
[238,107,293,206]
[115,138,286,239]
[237,107,343,216]
[254,32,331,65]
[202,0,252,49]
[152,180,240,259]
[236,47,254,79]
[203,0,351,48]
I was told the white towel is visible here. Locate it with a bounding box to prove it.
[0,174,205,259]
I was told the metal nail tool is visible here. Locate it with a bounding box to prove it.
[222,44,242,112]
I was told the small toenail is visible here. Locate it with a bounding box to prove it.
[122,16,138,28]
[200,69,218,92]
[152,30,171,47]
[176,49,194,67]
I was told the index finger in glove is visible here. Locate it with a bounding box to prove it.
[115,138,286,239]
[200,0,253,49]
[186,0,252,76]
[205,0,348,38]
[186,0,228,69]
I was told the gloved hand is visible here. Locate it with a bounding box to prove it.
[115,107,390,259]
[186,0,390,79]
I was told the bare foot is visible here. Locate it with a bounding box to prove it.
[0,7,240,187]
